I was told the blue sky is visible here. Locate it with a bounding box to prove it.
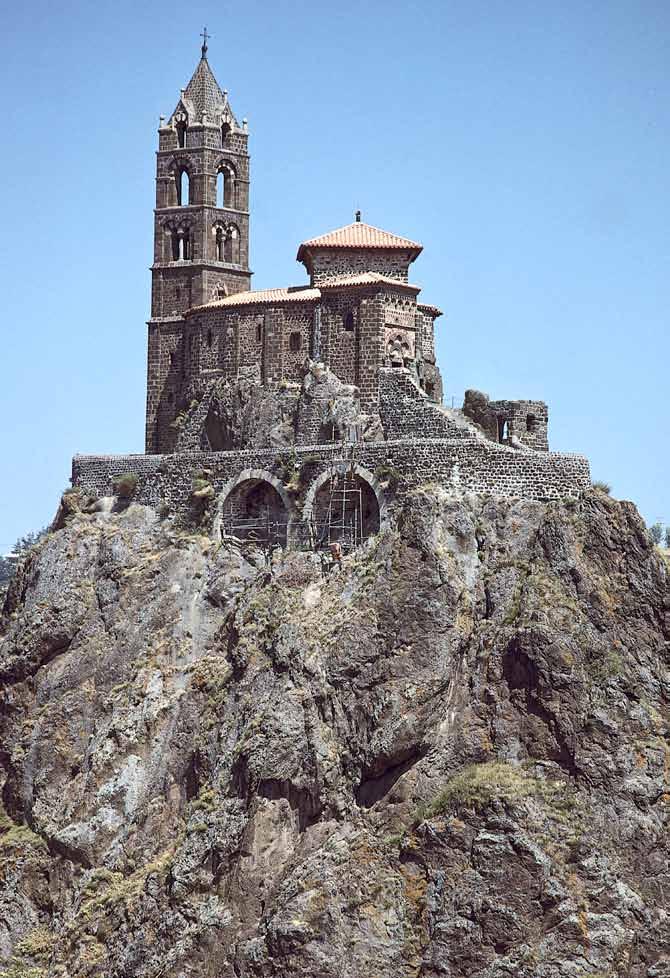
[1,0,668,551]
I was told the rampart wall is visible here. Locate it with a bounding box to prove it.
[72,437,591,524]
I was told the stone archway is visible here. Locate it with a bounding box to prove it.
[302,463,387,551]
[213,468,293,546]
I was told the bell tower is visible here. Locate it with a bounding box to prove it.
[146,33,252,452]
[152,33,251,315]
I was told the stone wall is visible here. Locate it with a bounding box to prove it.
[72,436,591,528]
[463,390,549,451]
[379,369,476,440]
[308,249,414,284]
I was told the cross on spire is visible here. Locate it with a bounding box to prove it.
[200,27,211,57]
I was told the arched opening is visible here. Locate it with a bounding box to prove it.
[221,121,231,144]
[221,478,289,547]
[310,471,380,551]
[217,166,235,208]
[498,417,510,443]
[224,226,240,263]
[171,228,190,261]
[344,311,355,332]
[214,225,224,261]
[177,168,190,206]
[176,120,187,148]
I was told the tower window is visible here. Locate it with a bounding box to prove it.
[224,225,240,264]
[289,332,301,353]
[177,168,190,206]
[221,121,231,144]
[215,226,224,261]
[176,120,187,148]
[344,311,355,331]
[217,165,235,208]
[526,414,538,433]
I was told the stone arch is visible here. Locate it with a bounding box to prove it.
[213,468,294,545]
[302,462,388,550]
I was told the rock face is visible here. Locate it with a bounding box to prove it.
[0,488,669,977]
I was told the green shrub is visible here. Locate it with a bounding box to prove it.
[113,473,138,499]
[592,480,611,494]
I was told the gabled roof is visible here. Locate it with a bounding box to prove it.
[297,222,422,263]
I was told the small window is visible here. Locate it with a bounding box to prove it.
[177,168,189,206]
[256,322,262,342]
[207,329,213,348]
[176,287,181,300]
[289,332,301,352]
[344,311,355,331]
[176,120,187,148]
[526,414,538,433]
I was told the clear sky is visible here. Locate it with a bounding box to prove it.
[1,0,668,551]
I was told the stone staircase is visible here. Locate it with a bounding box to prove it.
[378,368,485,442]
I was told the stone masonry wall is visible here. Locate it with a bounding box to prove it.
[72,437,591,522]
[379,369,474,440]
[309,250,414,285]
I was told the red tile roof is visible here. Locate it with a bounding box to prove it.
[297,222,422,262]
[188,287,320,313]
[319,272,420,292]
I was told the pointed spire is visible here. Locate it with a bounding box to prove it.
[181,52,229,123]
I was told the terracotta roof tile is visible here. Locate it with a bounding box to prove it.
[188,287,320,313]
[297,222,422,261]
[319,272,420,292]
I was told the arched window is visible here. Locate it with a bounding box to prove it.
[177,168,189,206]
[176,119,187,148]
[217,165,235,208]
[214,226,224,261]
[171,228,190,261]
[221,121,231,145]
[223,225,240,263]
[289,332,301,352]
[344,311,355,331]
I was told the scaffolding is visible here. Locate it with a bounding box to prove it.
[310,467,369,553]
[221,503,288,548]
[220,452,377,555]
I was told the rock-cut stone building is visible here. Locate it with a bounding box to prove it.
[73,41,591,548]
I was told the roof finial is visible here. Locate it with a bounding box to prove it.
[355,209,361,222]
[200,26,211,57]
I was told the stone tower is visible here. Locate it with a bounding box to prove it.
[145,36,251,452]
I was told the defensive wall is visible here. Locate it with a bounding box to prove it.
[72,437,591,533]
